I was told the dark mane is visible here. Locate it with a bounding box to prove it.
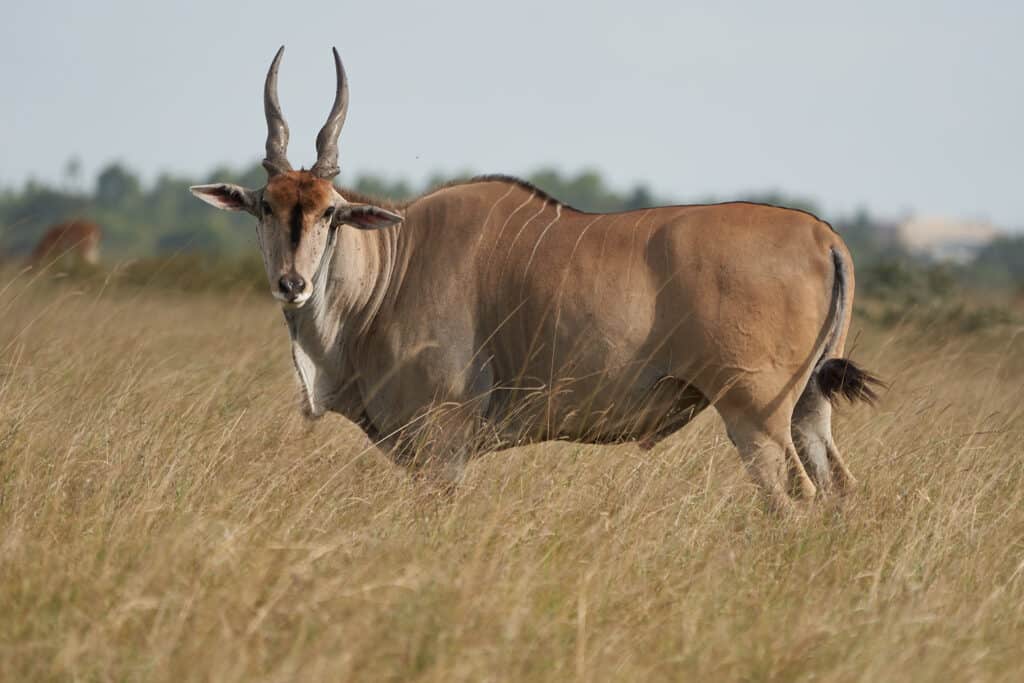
[461,174,578,210]
[338,174,579,212]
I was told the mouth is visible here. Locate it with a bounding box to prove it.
[273,291,311,308]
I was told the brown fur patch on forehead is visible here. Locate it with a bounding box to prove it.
[264,171,335,213]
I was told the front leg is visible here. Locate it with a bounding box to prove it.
[378,400,495,492]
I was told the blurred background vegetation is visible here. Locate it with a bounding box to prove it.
[0,159,879,261]
[3,159,1023,333]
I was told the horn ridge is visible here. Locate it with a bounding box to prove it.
[310,47,348,179]
[263,45,293,176]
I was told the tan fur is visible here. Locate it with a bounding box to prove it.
[257,172,339,299]
[264,172,336,216]
[30,220,102,265]
[238,176,867,512]
[195,63,875,511]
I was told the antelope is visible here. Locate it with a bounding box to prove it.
[29,219,102,266]
[191,47,881,512]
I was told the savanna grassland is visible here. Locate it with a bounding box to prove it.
[1,265,1024,682]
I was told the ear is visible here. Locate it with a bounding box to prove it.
[335,204,403,230]
[189,184,258,214]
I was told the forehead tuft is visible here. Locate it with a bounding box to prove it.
[265,171,335,212]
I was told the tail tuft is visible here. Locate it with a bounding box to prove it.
[816,358,885,405]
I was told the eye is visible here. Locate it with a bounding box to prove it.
[261,200,273,216]
[323,206,336,221]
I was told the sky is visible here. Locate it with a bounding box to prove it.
[2,0,1022,227]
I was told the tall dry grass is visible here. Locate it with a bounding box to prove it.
[1,269,1023,681]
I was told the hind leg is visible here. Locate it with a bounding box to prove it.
[791,378,856,494]
[826,442,856,493]
[716,388,817,513]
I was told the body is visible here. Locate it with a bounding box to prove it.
[191,47,880,512]
[282,177,873,508]
[29,219,102,265]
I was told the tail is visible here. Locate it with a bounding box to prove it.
[816,357,885,405]
[813,247,886,406]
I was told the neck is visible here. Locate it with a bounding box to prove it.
[282,214,409,421]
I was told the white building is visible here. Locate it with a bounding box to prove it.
[896,216,1002,263]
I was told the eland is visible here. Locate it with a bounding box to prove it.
[191,47,881,512]
[29,219,102,266]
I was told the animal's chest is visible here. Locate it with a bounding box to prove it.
[289,334,364,423]
[356,326,493,430]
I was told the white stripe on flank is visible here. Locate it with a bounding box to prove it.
[523,204,562,280]
[506,199,549,262]
[548,212,605,380]
[625,209,651,291]
[474,184,517,251]
[486,190,536,274]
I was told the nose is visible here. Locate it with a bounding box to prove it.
[278,273,306,299]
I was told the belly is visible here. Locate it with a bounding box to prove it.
[484,369,708,447]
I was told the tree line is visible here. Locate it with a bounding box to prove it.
[3,160,1022,290]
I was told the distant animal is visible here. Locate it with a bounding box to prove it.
[191,47,882,512]
[29,219,102,265]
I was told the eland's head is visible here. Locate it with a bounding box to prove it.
[190,47,401,307]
